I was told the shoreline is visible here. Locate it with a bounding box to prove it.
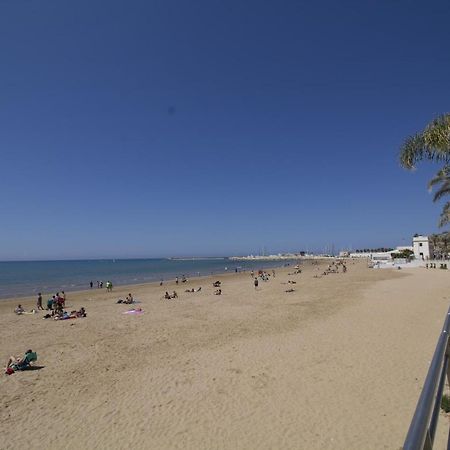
[0,259,303,302]
[0,258,317,304]
[0,261,295,307]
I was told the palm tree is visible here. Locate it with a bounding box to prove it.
[428,167,450,227]
[429,231,450,257]
[399,114,450,227]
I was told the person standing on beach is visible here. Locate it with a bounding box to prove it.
[272,269,275,278]
[254,278,259,289]
[47,297,53,310]
[176,277,179,285]
[37,293,44,310]
[90,281,93,289]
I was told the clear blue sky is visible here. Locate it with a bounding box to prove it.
[1,0,449,260]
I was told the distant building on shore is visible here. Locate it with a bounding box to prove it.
[347,245,414,262]
[229,253,309,261]
[413,235,434,260]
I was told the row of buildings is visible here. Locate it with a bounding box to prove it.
[340,235,434,261]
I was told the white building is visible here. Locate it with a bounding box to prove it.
[413,235,434,260]
[348,246,414,261]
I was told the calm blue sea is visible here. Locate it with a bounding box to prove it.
[0,258,295,299]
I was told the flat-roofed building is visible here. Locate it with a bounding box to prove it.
[413,235,434,260]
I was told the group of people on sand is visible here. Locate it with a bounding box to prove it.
[252,269,276,289]
[44,292,86,320]
[323,260,347,275]
[38,291,86,320]
[211,281,222,295]
[14,290,87,321]
[15,291,66,315]
[185,287,202,293]
[45,292,66,310]
[175,275,188,285]
[46,307,86,321]
[164,291,178,299]
[313,260,347,278]
[89,280,113,289]
[117,293,134,304]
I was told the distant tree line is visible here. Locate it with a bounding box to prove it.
[354,248,394,253]
[391,249,414,260]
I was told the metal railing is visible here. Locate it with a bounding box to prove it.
[402,307,450,450]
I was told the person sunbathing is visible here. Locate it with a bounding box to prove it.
[5,349,37,373]
[214,289,222,295]
[53,310,69,320]
[164,292,171,299]
[14,304,25,315]
[171,291,178,299]
[70,307,86,318]
[213,281,221,287]
[285,288,295,293]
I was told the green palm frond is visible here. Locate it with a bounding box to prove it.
[438,202,450,227]
[399,114,450,169]
[434,180,450,203]
[399,134,426,169]
[428,166,450,189]
[423,115,450,151]
[428,166,450,202]
[399,114,450,228]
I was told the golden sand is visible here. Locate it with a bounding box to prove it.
[0,260,449,449]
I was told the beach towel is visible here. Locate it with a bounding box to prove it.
[122,309,144,315]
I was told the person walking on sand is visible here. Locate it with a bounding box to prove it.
[37,293,44,310]
[254,278,259,289]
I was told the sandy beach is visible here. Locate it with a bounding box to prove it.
[0,259,449,449]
